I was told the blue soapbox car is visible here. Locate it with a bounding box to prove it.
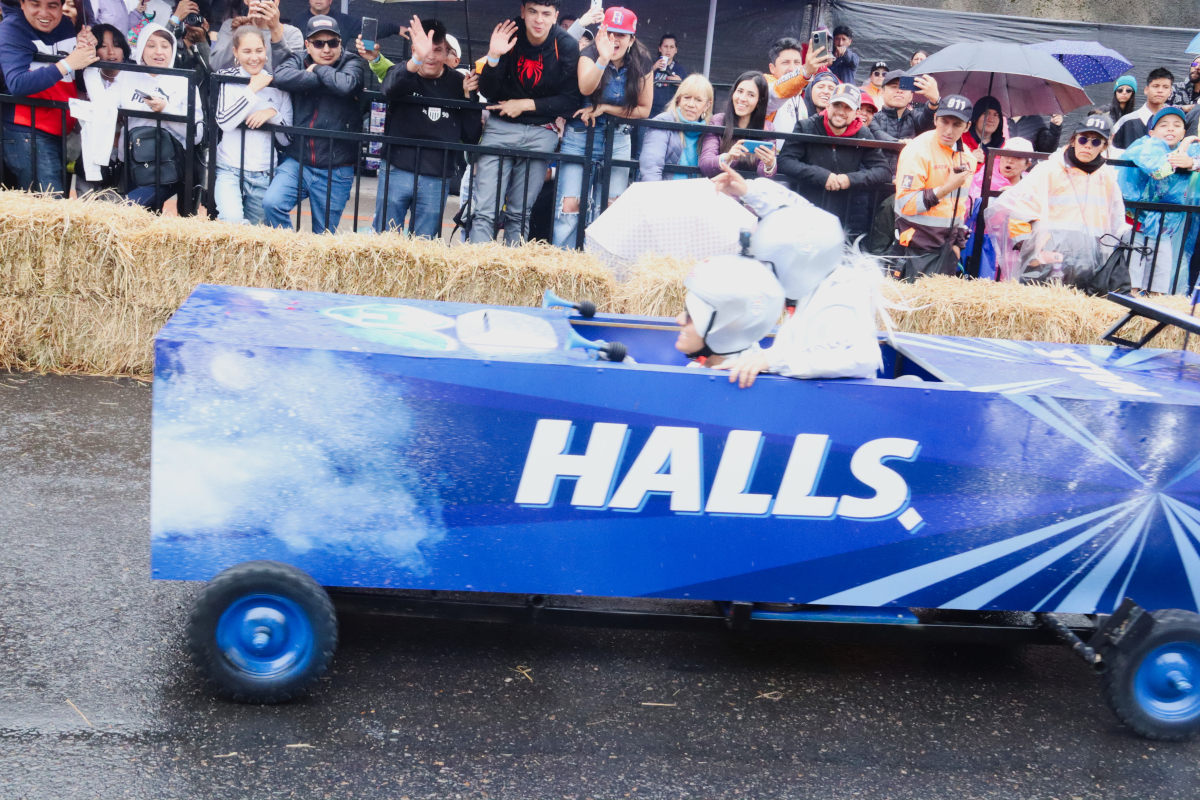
[154,284,1200,740]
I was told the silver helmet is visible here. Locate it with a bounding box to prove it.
[751,204,845,311]
[684,256,786,356]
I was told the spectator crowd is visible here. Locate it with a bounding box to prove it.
[2,0,1200,293]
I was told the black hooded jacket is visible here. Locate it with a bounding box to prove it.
[477,19,581,126]
[778,113,894,207]
[271,40,370,169]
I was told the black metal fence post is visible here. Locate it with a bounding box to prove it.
[575,125,596,250]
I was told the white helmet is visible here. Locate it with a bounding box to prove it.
[684,256,786,356]
[751,204,845,311]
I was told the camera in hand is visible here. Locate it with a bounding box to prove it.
[181,11,205,26]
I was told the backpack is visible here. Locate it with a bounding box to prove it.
[126,126,180,188]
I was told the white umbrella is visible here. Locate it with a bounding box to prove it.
[584,179,758,281]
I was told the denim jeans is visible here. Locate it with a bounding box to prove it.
[467,117,559,245]
[552,124,631,249]
[3,127,65,194]
[214,162,272,225]
[125,181,179,212]
[374,164,445,238]
[262,158,355,234]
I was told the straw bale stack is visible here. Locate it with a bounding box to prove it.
[881,276,1200,355]
[1,190,1198,376]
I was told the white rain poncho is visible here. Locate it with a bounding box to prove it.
[740,179,885,380]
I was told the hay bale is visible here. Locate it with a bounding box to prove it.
[0,293,168,375]
[612,253,692,317]
[881,276,1200,355]
[3,190,1200,376]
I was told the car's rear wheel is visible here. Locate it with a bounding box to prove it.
[1100,609,1200,740]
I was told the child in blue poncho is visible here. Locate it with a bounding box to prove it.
[1117,106,1200,294]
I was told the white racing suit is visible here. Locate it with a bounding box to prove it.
[737,179,885,380]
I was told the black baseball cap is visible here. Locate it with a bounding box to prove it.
[882,69,908,86]
[936,94,974,122]
[305,15,341,39]
[1074,114,1113,139]
[871,61,888,71]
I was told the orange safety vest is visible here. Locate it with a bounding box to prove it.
[893,130,972,250]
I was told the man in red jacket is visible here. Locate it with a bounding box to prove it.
[0,0,97,193]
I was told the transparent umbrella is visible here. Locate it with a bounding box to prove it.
[584,179,758,281]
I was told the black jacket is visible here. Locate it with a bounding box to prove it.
[869,103,935,142]
[869,103,934,173]
[382,66,483,176]
[271,40,369,169]
[477,20,581,127]
[1007,115,1062,153]
[778,114,894,207]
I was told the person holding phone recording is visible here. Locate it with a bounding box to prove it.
[209,0,302,71]
[699,71,775,178]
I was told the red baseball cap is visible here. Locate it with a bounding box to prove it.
[603,7,637,34]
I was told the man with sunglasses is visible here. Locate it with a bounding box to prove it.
[1168,59,1200,112]
[263,15,369,234]
[860,60,887,108]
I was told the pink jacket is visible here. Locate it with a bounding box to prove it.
[699,113,777,178]
[969,163,1015,201]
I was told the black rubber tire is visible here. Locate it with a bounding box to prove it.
[186,560,338,704]
[1100,609,1200,741]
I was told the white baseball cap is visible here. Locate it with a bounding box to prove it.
[444,33,461,58]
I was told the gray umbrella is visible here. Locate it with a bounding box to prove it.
[907,42,1092,117]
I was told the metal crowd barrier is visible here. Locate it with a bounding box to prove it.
[208,73,602,245]
[8,56,1200,294]
[972,146,1200,294]
[1,57,200,215]
[615,115,903,240]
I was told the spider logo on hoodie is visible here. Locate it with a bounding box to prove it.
[517,53,544,87]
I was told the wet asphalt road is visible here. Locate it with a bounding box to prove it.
[2,373,1199,800]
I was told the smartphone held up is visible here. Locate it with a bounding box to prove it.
[361,17,378,51]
